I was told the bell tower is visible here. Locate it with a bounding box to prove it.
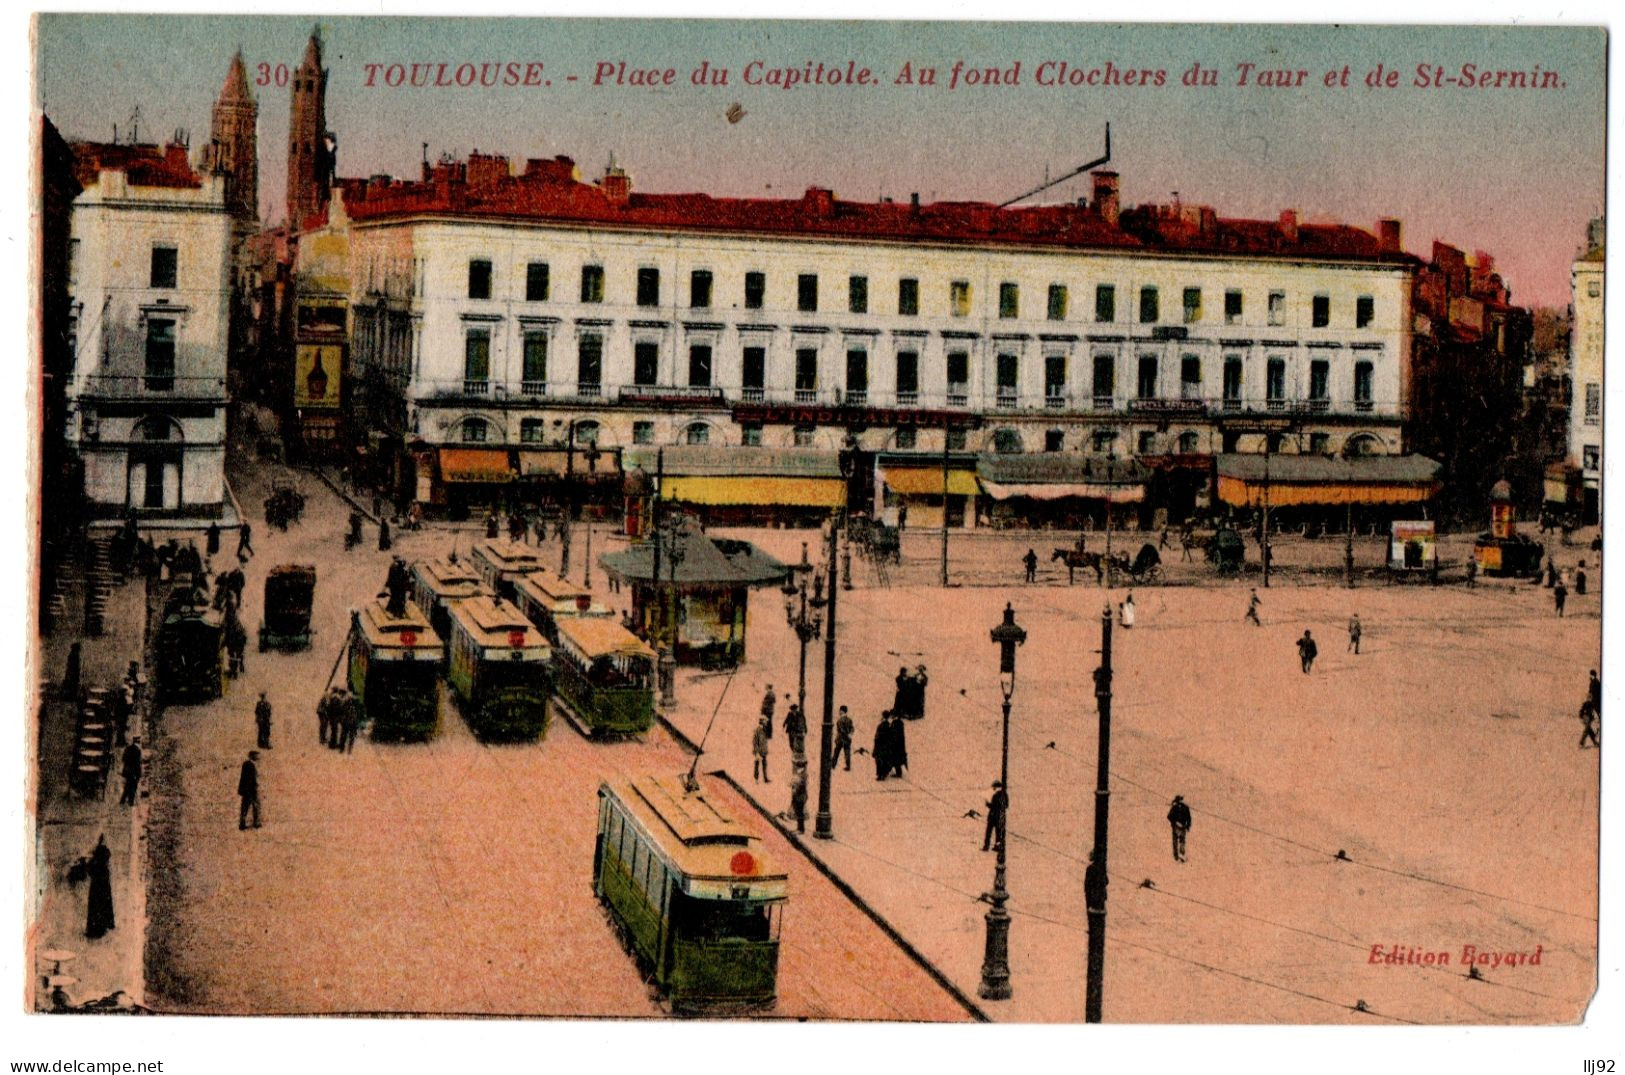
[203,50,258,232]
[285,27,329,228]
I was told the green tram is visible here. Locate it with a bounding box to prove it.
[445,594,552,742]
[409,557,486,661]
[512,566,612,645]
[155,590,225,704]
[348,599,444,741]
[551,615,657,738]
[469,539,546,603]
[595,775,788,1013]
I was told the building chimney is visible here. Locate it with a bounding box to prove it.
[910,192,921,214]
[1377,217,1402,253]
[804,187,835,215]
[601,165,631,206]
[1278,209,1299,244]
[164,141,191,174]
[1092,171,1120,226]
[466,151,511,187]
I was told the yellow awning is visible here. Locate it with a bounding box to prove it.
[1217,475,1440,507]
[882,468,980,497]
[439,448,514,483]
[662,475,845,507]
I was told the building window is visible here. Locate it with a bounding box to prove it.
[522,331,548,391]
[1224,289,1243,324]
[946,428,968,451]
[898,277,919,316]
[463,328,490,392]
[150,246,178,289]
[461,417,488,443]
[1310,432,1330,454]
[999,282,1019,319]
[1309,360,1330,407]
[1583,445,1600,472]
[992,428,1022,454]
[1092,354,1115,405]
[849,275,868,314]
[745,271,766,309]
[1585,383,1601,424]
[946,351,969,402]
[896,350,919,401]
[742,347,766,398]
[1312,294,1330,328]
[949,280,971,318]
[572,421,601,447]
[1139,286,1159,324]
[1356,295,1374,328]
[580,264,604,303]
[1095,284,1115,323]
[690,270,713,309]
[685,422,710,445]
[1354,361,1374,410]
[1137,354,1158,400]
[1177,431,1200,454]
[795,348,819,395]
[1045,429,1065,453]
[634,342,659,387]
[1267,291,1286,326]
[1266,357,1286,407]
[1180,355,1201,400]
[1223,356,1243,408]
[894,427,917,450]
[578,334,603,392]
[996,353,1019,405]
[144,318,176,390]
[1092,430,1118,455]
[793,424,816,447]
[632,421,655,445]
[846,349,868,401]
[741,423,763,447]
[1047,284,1069,321]
[526,262,550,302]
[520,418,545,443]
[468,259,492,300]
[1044,354,1067,401]
[1138,431,1156,454]
[688,344,713,388]
[1183,287,1201,324]
[637,267,661,307]
[797,274,818,312]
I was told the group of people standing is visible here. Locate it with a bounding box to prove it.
[317,686,363,753]
[892,666,929,720]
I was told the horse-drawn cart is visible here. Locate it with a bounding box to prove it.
[259,564,316,651]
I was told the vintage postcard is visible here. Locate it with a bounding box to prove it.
[17,7,1617,1069]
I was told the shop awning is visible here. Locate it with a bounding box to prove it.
[981,481,1145,503]
[1215,453,1441,507]
[881,468,981,497]
[439,448,514,484]
[662,475,845,507]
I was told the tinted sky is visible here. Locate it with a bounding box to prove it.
[36,16,1606,306]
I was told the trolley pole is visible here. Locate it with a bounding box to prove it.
[1085,602,1113,1024]
[561,422,576,577]
[815,513,840,839]
[1261,442,1272,588]
[940,430,951,588]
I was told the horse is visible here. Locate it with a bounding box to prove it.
[1051,547,1107,585]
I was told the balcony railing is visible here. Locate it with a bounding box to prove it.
[895,390,918,407]
[69,374,228,401]
[741,386,765,402]
[1354,399,1374,412]
[520,380,547,396]
[843,389,868,406]
[1092,395,1116,412]
[578,382,602,398]
[1045,392,1068,409]
[1223,397,1243,412]
[995,390,1018,409]
[1307,398,1330,413]
[463,379,490,396]
[794,388,819,404]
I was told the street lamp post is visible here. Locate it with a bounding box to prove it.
[560,421,576,577]
[1085,602,1114,1023]
[780,542,823,732]
[815,439,856,840]
[979,602,1027,1001]
[657,516,684,710]
[582,442,602,590]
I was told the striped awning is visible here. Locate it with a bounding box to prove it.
[439,448,514,484]
[662,475,845,507]
[981,481,1145,503]
[1217,476,1438,507]
[881,468,981,497]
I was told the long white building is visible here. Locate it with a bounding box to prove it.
[344,155,1420,522]
[66,141,232,519]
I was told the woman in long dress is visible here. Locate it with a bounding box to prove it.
[85,835,115,939]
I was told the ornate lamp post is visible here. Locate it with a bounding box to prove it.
[582,441,602,589]
[816,438,857,838]
[979,602,1026,1000]
[656,516,684,709]
[781,542,824,754]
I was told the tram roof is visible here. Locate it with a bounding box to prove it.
[557,616,657,662]
[514,566,592,604]
[470,539,545,574]
[449,594,550,648]
[412,557,485,595]
[355,599,438,649]
[605,775,787,883]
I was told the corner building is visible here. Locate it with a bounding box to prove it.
[344,156,1418,522]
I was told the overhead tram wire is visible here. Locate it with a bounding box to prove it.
[685,660,741,791]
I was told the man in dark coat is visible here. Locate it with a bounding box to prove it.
[341,693,362,752]
[255,692,273,749]
[760,685,777,737]
[893,668,911,717]
[833,706,854,771]
[119,738,142,806]
[752,717,771,783]
[789,764,808,834]
[1579,699,1601,748]
[1167,795,1192,862]
[983,781,1008,851]
[1297,630,1318,674]
[486,512,501,540]
[238,751,261,829]
[236,522,253,561]
[317,689,335,746]
[1555,576,1568,617]
[910,666,929,719]
[886,711,909,778]
[85,836,115,938]
[347,511,364,549]
[1576,563,1588,595]
[1023,548,1038,583]
[1589,669,1602,715]
[206,520,221,556]
[873,712,890,780]
[378,517,392,552]
[783,702,807,759]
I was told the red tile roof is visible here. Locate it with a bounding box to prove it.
[70,141,201,191]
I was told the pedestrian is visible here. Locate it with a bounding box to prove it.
[1181,527,1195,562]
[760,685,777,738]
[1579,699,1601,748]
[752,717,771,783]
[833,706,854,771]
[887,710,909,778]
[238,751,261,829]
[84,835,115,938]
[1589,669,1602,715]
[61,641,82,700]
[783,702,807,759]
[1160,527,1171,550]
[378,517,392,552]
[893,667,911,717]
[118,738,142,806]
[225,616,247,677]
[1245,588,1262,626]
[317,689,334,746]
[1555,577,1568,617]
[983,781,1008,851]
[911,665,930,720]
[1297,629,1318,674]
[898,503,909,530]
[254,692,273,749]
[1120,592,1136,629]
[341,692,361,752]
[1167,794,1192,862]
[327,690,347,749]
[236,521,253,561]
[873,711,891,780]
[1348,614,1362,654]
[1466,556,1478,587]
[508,513,526,543]
[347,511,364,550]
[1546,557,1558,588]
[206,520,221,556]
[1576,562,1588,596]
[486,512,501,540]
[790,764,809,834]
[1023,548,1038,583]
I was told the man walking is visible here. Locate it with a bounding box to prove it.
[1023,548,1038,583]
[1555,575,1568,617]
[1347,614,1362,654]
[760,685,776,739]
[238,750,261,830]
[1245,588,1262,626]
[118,738,142,806]
[1589,669,1602,715]
[1167,794,1192,862]
[752,717,771,782]
[833,706,854,771]
[783,702,807,759]
[340,693,361,753]
[236,521,253,562]
[254,692,273,750]
[1297,629,1318,674]
[983,781,1008,852]
[317,688,335,745]
[1579,699,1601,748]
[789,763,809,835]
[206,520,221,557]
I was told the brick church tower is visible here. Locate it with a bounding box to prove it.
[286,28,332,228]
[202,50,258,232]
